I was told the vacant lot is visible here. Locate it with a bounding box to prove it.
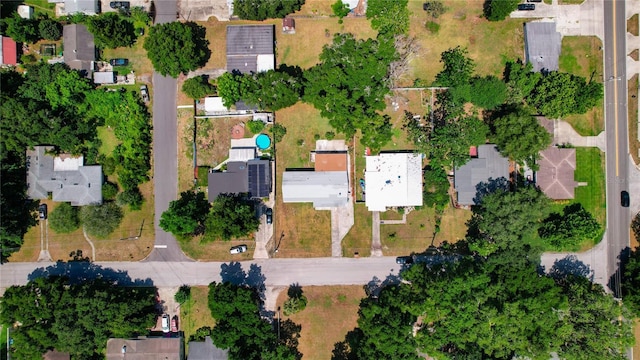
[180,286,216,346]
[102,31,154,78]
[276,285,365,360]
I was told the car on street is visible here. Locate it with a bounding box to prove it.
[140,85,150,103]
[161,314,170,333]
[527,0,542,2]
[230,245,248,254]
[265,208,273,225]
[109,58,129,66]
[109,1,130,10]
[518,3,535,10]
[621,191,630,207]
[38,204,47,220]
[396,256,413,265]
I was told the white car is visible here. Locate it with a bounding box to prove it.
[140,85,150,103]
[230,245,248,254]
[161,314,170,333]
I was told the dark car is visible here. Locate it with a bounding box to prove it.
[109,1,130,10]
[265,208,273,225]
[39,204,47,220]
[621,191,630,207]
[518,3,535,10]
[109,58,129,66]
[527,0,542,2]
[396,256,413,265]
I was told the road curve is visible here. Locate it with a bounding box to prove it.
[147,0,192,262]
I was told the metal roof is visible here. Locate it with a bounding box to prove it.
[365,153,423,212]
[188,337,228,360]
[524,22,562,73]
[226,25,274,74]
[106,337,183,360]
[63,0,98,15]
[454,145,509,206]
[93,71,115,84]
[282,171,349,208]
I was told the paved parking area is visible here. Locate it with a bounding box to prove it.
[509,0,604,39]
[100,0,151,13]
[177,0,231,21]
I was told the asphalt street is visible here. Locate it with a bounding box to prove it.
[603,0,630,297]
[147,0,191,262]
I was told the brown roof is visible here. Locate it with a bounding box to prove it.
[106,337,183,360]
[314,152,347,172]
[43,350,70,360]
[537,147,577,199]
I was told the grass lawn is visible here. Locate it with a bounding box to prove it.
[0,324,7,360]
[178,109,196,192]
[559,0,584,4]
[180,286,216,348]
[97,126,119,155]
[178,236,255,261]
[276,286,365,360]
[101,31,154,78]
[629,75,640,165]
[559,36,604,136]
[406,0,525,86]
[341,204,372,257]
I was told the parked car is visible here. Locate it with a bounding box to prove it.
[38,204,47,220]
[518,3,535,10]
[230,245,248,254]
[265,208,273,225]
[161,314,170,333]
[109,58,129,66]
[621,191,630,207]
[109,1,130,10]
[396,256,413,265]
[527,0,542,2]
[140,85,150,103]
[170,316,178,332]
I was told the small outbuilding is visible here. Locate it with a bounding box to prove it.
[17,5,34,19]
[282,18,295,34]
[93,71,115,84]
[524,22,562,73]
[0,36,18,66]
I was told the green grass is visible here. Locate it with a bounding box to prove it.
[1,324,7,360]
[97,126,119,156]
[180,286,216,352]
[23,0,56,16]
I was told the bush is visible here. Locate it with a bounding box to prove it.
[49,203,80,233]
[423,1,446,18]
[246,120,265,134]
[182,76,216,100]
[332,0,350,18]
[174,285,191,304]
[425,21,440,34]
[116,188,144,210]
[233,0,304,20]
[79,202,124,238]
[283,296,307,316]
[102,182,119,200]
[325,131,335,140]
[100,156,117,176]
[270,123,287,143]
[20,54,37,64]
[483,0,519,21]
[38,18,62,40]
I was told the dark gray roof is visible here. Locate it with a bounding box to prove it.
[247,159,271,198]
[454,145,509,206]
[27,146,103,206]
[187,337,228,360]
[226,25,274,74]
[208,162,249,200]
[63,24,95,75]
[524,22,561,73]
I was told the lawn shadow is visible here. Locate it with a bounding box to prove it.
[364,273,401,299]
[220,261,270,315]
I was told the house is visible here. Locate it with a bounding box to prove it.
[43,350,70,360]
[536,147,578,199]
[26,146,103,206]
[208,159,271,201]
[0,36,18,66]
[56,0,100,15]
[204,97,229,113]
[226,25,275,74]
[454,144,509,206]
[63,24,95,76]
[106,337,184,360]
[93,71,115,84]
[524,22,561,73]
[364,152,423,212]
[17,5,34,19]
[187,336,228,360]
[282,18,295,34]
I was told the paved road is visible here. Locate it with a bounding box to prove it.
[603,0,630,298]
[147,0,192,262]
[0,258,401,292]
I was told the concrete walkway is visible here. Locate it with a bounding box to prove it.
[553,119,606,151]
[37,220,52,262]
[330,200,354,257]
[371,212,383,257]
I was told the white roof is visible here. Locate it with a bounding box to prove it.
[229,147,256,162]
[365,153,423,212]
[17,5,34,19]
[282,171,349,208]
[93,71,115,84]
[204,97,228,112]
[342,0,359,10]
[256,54,275,72]
[53,155,83,171]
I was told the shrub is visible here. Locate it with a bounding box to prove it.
[270,123,287,143]
[116,188,144,211]
[174,285,191,304]
[102,182,119,200]
[483,0,519,21]
[325,131,335,140]
[332,0,350,19]
[425,21,440,34]
[49,203,80,233]
[313,134,321,141]
[79,202,124,238]
[246,120,265,134]
[423,1,446,18]
[182,76,216,100]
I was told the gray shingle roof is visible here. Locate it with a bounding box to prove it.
[63,24,95,75]
[27,146,103,206]
[63,0,98,14]
[187,337,228,360]
[454,145,509,206]
[282,171,349,208]
[207,160,271,201]
[524,22,562,73]
[226,25,274,74]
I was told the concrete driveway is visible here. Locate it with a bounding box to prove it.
[509,0,604,39]
[177,0,231,21]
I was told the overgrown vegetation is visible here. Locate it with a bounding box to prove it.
[204,194,259,242]
[79,202,124,238]
[232,0,305,20]
[182,75,217,100]
[48,203,80,234]
[144,21,210,77]
[160,190,211,238]
[483,0,519,21]
[86,12,136,49]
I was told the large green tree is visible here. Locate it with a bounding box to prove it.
[38,18,62,40]
[79,202,124,238]
[0,276,157,359]
[182,75,217,100]
[434,46,475,88]
[204,194,259,241]
[538,203,601,249]
[483,0,520,21]
[528,71,603,118]
[144,21,210,77]
[366,0,409,37]
[623,247,640,316]
[86,13,136,48]
[48,203,80,234]
[491,106,552,166]
[160,190,211,237]
[232,0,304,20]
[1,13,39,43]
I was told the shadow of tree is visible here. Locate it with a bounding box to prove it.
[473,177,509,205]
[28,261,154,286]
[220,261,247,285]
[287,282,303,299]
[547,255,594,282]
[608,246,631,298]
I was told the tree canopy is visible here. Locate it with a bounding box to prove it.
[623,246,640,317]
[79,202,124,238]
[434,46,475,88]
[182,75,217,100]
[38,18,62,40]
[0,276,157,359]
[483,0,520,21]
[491,106,552,166]
[1,13,40,43]
[160,190,211,237]
[144,21,210,77]
[366,0,409,37]
[204,194,259,241]
[48,203,80,234]
[538,203,601,249]
[86,12,136,49]
[232,0,305,20]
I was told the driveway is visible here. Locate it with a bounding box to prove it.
[509,0,604,39]
[177,0,231,21]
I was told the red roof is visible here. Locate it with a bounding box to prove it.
[469,146,478,157]
[2,37,18,65]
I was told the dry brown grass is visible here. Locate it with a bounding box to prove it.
[628,14,639,36]
[630,49,639,62]
[276,285,365,360]
[101,34,154,77]
[180,236,256,260]
[292,0,335,16]
[180,286,216,344]
[405,0,525,86]
[178,109,196,192]
[629,75,640,165]
[558,0,584,4]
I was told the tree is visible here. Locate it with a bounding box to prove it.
[538,203,601,249]
[467,75,507,109]
[434,46,475,88]
[246,120,265,134]
[79,202,124,238]
[144,21,210,77]
[483,0,519,21]
[128,6,151,26]
[632,212,640,240]
[282,285,308,316]
[528,71,602,118]
[182,75,216,99]
[2,14,39,43]
[366,0,409,37]
[116,188,144,210]
[0,276,157,359]
[332,0,350,19]
[160,190,211,237]
[423,1,446,18]
[38,18,62,40]
[232,0,304,20]
[246,69,303,111]
[175,285,192,304]
[48,203,80,233]
[269,123,287,143]
[422,165,449,212]
[503,60,541,102]
[429,114,489,169]
[204,194,259,241]
[491,106,551,166]
[623,247,640,316]
[216,71,245,107]
[87,13,136,49]
[102,181,119,200]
